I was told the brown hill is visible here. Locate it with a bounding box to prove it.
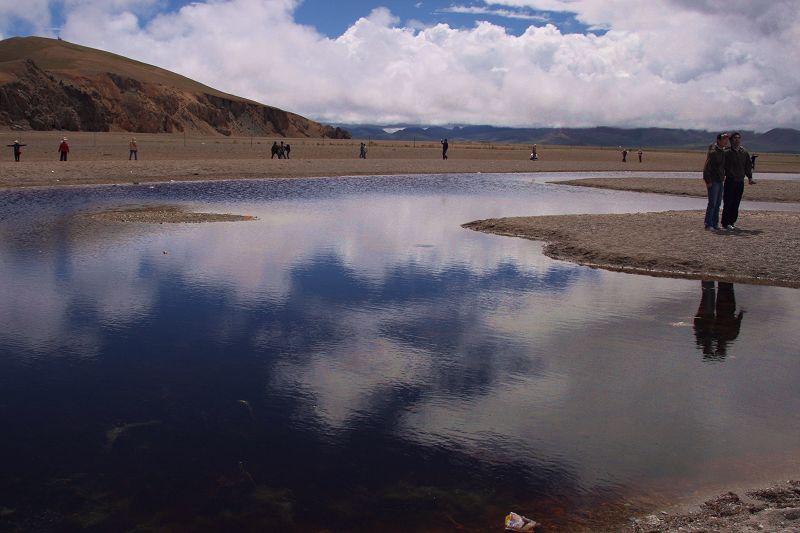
[0,36,349,138]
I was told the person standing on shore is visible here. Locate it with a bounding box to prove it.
[285,143,291,159]
[721,132,755,230]
[621,148,628,162]
[58,138,70,161]
[7,140,26,161]
[129,138,138,160]
[441,138,449,160]
[359,142,367,159]
[702,133,728,230]
[638,148,643,163]
[530,144,538,160]
[750,153,758,170]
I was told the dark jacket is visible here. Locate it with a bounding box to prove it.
[725,146,752,182]
[703,143,726,184]
[7,142,26,154]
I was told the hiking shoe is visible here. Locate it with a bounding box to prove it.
[726,225,736,230]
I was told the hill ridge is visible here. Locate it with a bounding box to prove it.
[0,36,349,138]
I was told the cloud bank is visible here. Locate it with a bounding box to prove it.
[1,0,798,130]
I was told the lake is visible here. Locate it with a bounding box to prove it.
[1,173,799,532]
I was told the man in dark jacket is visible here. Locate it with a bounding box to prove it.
[7,140,26,162]
[721,131,754,230]
[702,133,728,230]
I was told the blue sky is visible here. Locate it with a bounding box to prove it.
[292,0,596,37]
[4,0,595,39]
[0,1,797,131]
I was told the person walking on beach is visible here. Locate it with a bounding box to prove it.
[7,139,26,161]
[750,153,758,170]
[530,144,538,160]
[359,142,367,159]
[271,141,279,159]
[721,132,755,231]
[621,148,628,162]
[58,138,70,161]
[638,148,643,163]
[285,143,291,159]
[279,141,286,159]
[441,138,449,160]
[702,133,728,230]
[129,138,138,160]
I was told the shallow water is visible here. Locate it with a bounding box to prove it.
[1,173,799,532]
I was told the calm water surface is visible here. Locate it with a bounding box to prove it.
[1,173,799,532]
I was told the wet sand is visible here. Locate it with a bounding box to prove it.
[1,131,799,189]
[464,210,800,288]
[555,177,800,203]
[79,204,256,223]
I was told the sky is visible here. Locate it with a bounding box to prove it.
[0,0,798,131]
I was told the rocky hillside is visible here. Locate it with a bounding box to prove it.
[0,36,349,138]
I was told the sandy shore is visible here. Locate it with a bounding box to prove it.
[555,177,800,203]
[1,131,799,189]
[464,210,800,288]
[78,204,256,223]
[624,480,800,533]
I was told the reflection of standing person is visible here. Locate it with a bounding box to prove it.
[621,148,628,162]
[58,138,70,161]
[359,142,367,159]
[7,140,26,162]
[638,148,643,163]
[721,132,754,231]
[285,143,291,159]
[129,137,138,160]
[702,133,728,230]
[693,281,744,361]
[530,144,538,160]
[441,138,448,160]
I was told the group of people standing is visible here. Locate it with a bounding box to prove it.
[621,148,643,163]
[270,141,291,159]
[703,132,755,231]
[6,137,139,161]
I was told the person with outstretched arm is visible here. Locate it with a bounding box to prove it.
[7,140,26,162]
[721,131,755,231]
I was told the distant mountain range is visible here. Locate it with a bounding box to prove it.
[338,124,800,153]
[0,36,349,138]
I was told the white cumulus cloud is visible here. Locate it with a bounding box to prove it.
[2,0,798,130]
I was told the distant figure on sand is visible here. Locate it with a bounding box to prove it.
[530,144,538,160]
[279,141,286,159]
[750,153,758,170]
[129,138,138,160]
[271,141,280,159]
[721,131,754,231]
[693,281,743,361]
[638,148,643,163]
[285,143,291,159]
[702,132,728,230]
[621,148,628,162]
[7,139,26,162]
[58,138,70,161]
[441,138,449,160]
[359,142,367,159]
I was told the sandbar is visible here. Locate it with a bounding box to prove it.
[554,177,800,203]
[464,210,800,288]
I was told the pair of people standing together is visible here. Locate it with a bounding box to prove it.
[703,132,755,231]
